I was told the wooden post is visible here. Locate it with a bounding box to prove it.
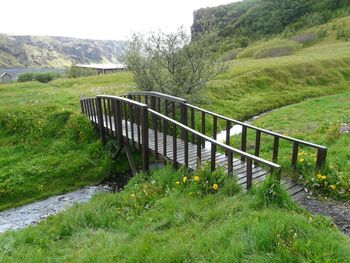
[211,116,217,172]
[316,147,327,171]
[246,159,253,190]
[241,126,247,161]
[273,136,279,163]
[96,97,106,144]
[141,106,149,172]
[181,104,188,167]
[291,141,299,168]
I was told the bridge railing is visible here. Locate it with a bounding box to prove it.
[81,94,282,189]
[81,95,150,172]
[125,91,327,171]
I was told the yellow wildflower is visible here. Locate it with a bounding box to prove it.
[194,176,200,182]
[317,174,323,179]
[300,158,304,162]
[182,176,188,183]
[212,184,219,190]
[330,185,336,190]
[321,175,327,180]
[175,181,180,186]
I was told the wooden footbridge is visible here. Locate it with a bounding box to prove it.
[80,92,327,200]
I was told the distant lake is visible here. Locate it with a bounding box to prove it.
[0,68,65,80]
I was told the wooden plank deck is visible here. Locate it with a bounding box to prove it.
[92,115,306,200]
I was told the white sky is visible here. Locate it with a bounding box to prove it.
[0,0,238,41]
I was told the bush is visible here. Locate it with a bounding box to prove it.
[237,39,302,59]
[256,175,293,209]
[17,72,61,83]
[291,32,317,45]
[67,64,97,78]
[222,49,241,61]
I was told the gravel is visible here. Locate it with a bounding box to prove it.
[299,197,350,236]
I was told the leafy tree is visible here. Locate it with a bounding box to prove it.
[124,28,227,100]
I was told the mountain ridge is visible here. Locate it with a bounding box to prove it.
[0,34,127,68]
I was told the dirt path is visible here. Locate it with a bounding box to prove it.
[299,197,350,236]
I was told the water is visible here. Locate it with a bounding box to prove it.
[0,185,113,233]
[0,68,65,80]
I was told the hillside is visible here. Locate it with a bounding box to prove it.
[0,34,126,68]
[192,0,350,50]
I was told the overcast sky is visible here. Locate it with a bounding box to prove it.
[1,0,238,41]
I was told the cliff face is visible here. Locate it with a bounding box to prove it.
[191,0,350,45]
[0,34,127,68]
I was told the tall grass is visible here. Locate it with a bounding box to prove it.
[0,166,349,262]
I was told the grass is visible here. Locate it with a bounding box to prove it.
[0,72,135,210]
[230,92,350,199]
[1,166,350,262]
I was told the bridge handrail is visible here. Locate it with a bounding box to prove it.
[148,108,281,170]
[124,91,327,170]
[127,91,187,104]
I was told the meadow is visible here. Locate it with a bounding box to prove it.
[1,166,350,262]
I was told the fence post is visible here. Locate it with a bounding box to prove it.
[141,105,149,172]
[316,147,327,171]
[181,103,188,167]
[96,96,106,144]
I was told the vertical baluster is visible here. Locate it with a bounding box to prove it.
[87,99,92,120]
[92,99,97,123]
[225,120,231,155]
[141,106,149,172]
[130,104,135,146]
[137,107,141,149]
[172,102,177,169]
[151,97,158,158]
[228,151,233,176]
[113,99,118,137]
[255,130,261,157]
[197,135,202,169]
[316,147,327,171]
[291,141,299,168]
[127,95,135,146]
[157,97,161,130]
[241,126,247,162]
[108,99,113,135]
[273,136,279,163]
[96,97,106,144]
[191,107,195,143]
[246,159,253,190]
[102,98,108,134]
[124,103,128,142]
[163,100,168,158]
[211,116,217,171]
[201,112,205,148]
[181,104,188,167]
[80,99,85,114]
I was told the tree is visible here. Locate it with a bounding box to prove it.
[123,27,227,100]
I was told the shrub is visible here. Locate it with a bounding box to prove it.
[256,174,293,209]
[222,49,241,61]
[17,72,61,83]
[291,32,317,45]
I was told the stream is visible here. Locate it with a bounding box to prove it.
[0,185,114,233]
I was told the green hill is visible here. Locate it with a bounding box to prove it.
[192,0,350,50]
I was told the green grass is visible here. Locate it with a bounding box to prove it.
[230,92,350,199]
[1,166,349,262]
[0,72,135,210]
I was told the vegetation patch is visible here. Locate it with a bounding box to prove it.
[17,72,61,83]
[237,39,302,59]
[0,166,349,262]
